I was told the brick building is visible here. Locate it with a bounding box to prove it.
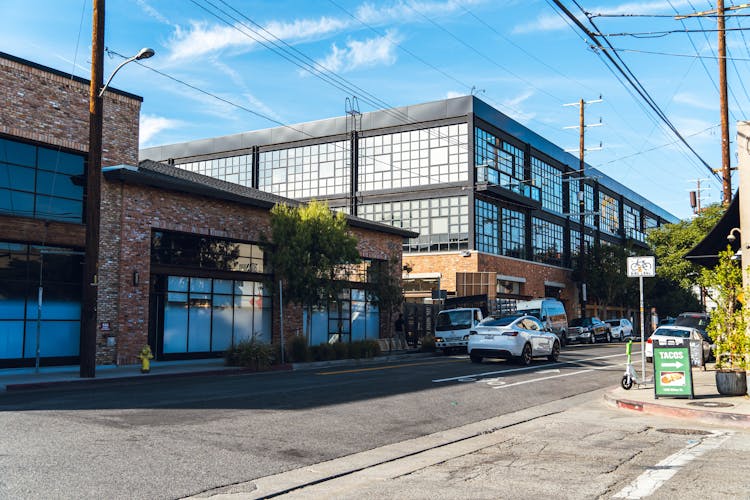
[0,52,412,368]
[141,96,678,323]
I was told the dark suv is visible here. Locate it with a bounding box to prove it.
[567,317,610,344]
[673,312,713,358]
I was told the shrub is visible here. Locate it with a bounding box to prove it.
[349,341,364,359]
[420,336,436,352]
[311,342,336,361]
[362,340,381,358]
[332,341,349,360]
[287,335,310,363]
[225,337,275,370]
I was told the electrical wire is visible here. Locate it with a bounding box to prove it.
[551,0,720,182]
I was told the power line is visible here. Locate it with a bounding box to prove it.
[550,0,720,183]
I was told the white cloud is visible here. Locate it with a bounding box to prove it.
[446,90,466,99]
[315,31,402,73]
[673,92,714,111]
[355,0,484,25]
[166,16,349,62]
[513,0,691,34]
[135,0,174,27]
[139,114,183,146]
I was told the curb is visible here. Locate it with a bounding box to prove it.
[603,390,750,429]
[2,352,436,392]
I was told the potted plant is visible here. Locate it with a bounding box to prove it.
[700,246,749,395]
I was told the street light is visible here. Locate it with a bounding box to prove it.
[81,0,155,380]
[99,48,154,97]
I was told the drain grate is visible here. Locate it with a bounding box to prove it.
[657,428,712,435]
[687,401,735,408]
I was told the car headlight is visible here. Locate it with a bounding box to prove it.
[463,334,470,340]
[434,337,443,342]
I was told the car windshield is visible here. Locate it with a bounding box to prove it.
[479,316,517,327]
[673,314,709,330]
[653,327,691,338]
[569,318,591,327]
[605,320,619,327]
[516,308,541,319]
[435,310,473,331]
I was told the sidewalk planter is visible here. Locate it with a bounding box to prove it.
[715,370,747,396]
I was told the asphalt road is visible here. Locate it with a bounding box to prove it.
[0,343,641,499]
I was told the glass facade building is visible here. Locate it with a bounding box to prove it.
[142,96,676,311]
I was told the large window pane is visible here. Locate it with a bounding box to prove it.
[24,320,79,357]
[0,321,25,358]
[211,294,233,351]
[164,292,188,353]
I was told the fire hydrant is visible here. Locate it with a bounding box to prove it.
[137,345,154,373]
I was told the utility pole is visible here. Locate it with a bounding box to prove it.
[675,2,750,205]
[687,178,710,214]
[81,0,105,378]
[564,97,602,318]
[718,0,731,205]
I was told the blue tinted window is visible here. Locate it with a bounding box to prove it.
[37,147,84,175]
[0,163,36,192]
[0,138,36,167]
[36,170,83,199]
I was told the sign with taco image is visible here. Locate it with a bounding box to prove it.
[653,339,694,399]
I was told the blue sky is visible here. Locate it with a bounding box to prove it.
[2,0,747,220]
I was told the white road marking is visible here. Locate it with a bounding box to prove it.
[432,353,626,383]
[492,369,593,389]
[613,431,733,499]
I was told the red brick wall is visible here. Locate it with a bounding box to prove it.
[100,179,405,364]
[0,54,141,166]
[404,250,578,317]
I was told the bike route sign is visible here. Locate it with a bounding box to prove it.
[627,256,655,278]
[653,339,694,399]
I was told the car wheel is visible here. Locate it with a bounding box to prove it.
[589,333,596,344]
[470,354,482,364]
[443,348,451,356]
[561,334,567,347]
[548,342,560,362]
[518,343,533,365]
[606,332,611,343]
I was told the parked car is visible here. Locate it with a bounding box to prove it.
[673,312,713,359]
[567,317,610,344]
[467,315,560,366]
[514,298,569,346]
[645,325,711,364]
[605,318,633,341]
[659,316,676,326]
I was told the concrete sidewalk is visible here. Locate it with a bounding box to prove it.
[604,363,750,429]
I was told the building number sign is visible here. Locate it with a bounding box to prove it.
[626,256,655,278]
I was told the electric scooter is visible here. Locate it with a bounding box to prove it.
[621,339,641,390]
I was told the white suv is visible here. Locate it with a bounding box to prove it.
[605,318,633,341]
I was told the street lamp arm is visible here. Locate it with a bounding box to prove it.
[98,47,154,97]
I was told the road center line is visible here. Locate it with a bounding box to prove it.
[432,352,627,383]
[613,431,732,499]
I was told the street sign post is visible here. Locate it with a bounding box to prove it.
[627,256,656,383]
[653,338,694,399]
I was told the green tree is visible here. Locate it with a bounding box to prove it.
[647,204,725,290]
[264,200,361,343]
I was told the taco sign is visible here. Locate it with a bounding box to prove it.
[653,342,694,399]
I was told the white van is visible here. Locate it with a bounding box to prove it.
[515,298,569,346]
[433,308,484,354]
